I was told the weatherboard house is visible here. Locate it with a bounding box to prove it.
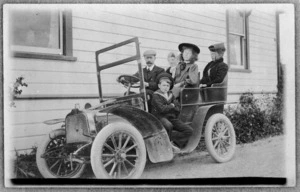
[4,4,284,152]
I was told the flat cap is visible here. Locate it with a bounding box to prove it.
[209,43,226,52]
[156,73,174,90]
[143,50,156,57]
[179,43,200,54]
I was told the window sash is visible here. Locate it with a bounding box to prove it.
[227,10,248,69]
[10,11,63,55]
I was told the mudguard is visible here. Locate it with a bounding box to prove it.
[43,118,65,125]
[107,105,174,163]
[181,104,214,153]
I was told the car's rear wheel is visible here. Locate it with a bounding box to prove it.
[205,114,236,163]
[36,129,86,178]
[91,123,146,179]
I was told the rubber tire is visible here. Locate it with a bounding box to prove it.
[205,114,236,163]
[36,129,86,178]
[91,123,146,179]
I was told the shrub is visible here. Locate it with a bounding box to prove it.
[13,147,42,178]
[225,91,283,144]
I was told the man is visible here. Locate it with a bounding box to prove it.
[136,50,165,92]
[119,50,164,111]
[200,43,228,87]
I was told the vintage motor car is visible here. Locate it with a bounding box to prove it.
[36,37,236,179]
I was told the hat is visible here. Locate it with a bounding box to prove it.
[143,50,156,57]
[156,73,174,90]
[178,43,200,54]
[208,43,226,52]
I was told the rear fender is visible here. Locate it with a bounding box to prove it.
[181,104,223,153]
[108,105,173,163]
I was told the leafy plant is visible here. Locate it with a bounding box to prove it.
[10,76,28,107]
[13,147,42,178]
[225,91,283,144]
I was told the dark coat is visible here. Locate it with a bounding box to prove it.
[134,65,165,91]
[151,90,180,119]
[200,58,228,87]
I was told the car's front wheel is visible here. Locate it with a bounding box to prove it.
[36,129,86,178]
[91,123,146,179]
[205,114,236,163]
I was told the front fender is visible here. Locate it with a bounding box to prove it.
[43,118,65,125]
[108,105,174,163]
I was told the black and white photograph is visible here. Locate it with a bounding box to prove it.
[2,2,297,188]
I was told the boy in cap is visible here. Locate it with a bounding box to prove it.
[151,73,193,152]
[200,43,228,87]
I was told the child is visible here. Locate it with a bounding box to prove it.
[151,73,193,152]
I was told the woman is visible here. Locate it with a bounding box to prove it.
[165,52,179,78]
[200,43,228,87]
[172,43,200,98]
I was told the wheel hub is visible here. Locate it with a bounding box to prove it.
[115,150,126,162]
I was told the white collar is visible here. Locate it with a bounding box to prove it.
[146,65,155,71]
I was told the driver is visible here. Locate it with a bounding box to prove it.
[119,50,164,111]
[120,50,164,93]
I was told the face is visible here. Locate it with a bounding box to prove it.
[182,48,193,61]
[210,51,222,61]
[158,80,170,93]
[144,55,156,67]
[168,56,177,66]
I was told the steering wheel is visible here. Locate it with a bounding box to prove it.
[117,75,141,88]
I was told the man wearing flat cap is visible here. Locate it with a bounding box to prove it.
[121,50,164,92]
[138,50,165,92]
[200,43,228,87]
[120,50,164,111]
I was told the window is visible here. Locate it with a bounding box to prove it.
[10,9,76,61]
[227,9,251,71]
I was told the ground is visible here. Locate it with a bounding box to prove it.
[140,135,286,179]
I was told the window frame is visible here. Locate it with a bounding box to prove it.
[226,9,251,72]
[11,10,76,61]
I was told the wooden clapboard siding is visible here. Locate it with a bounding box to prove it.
[226,9,277,94]
[6,5,278,152]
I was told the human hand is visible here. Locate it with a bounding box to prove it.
[174,83,181,88]
[170,103,175,107]
[144,82,149,87]
[200,84,207,88]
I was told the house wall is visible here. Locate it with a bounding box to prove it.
[6,5,278,152]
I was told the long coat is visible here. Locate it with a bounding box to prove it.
[133,65,165,92]
[174,62,199,87]
[200,58,228,87]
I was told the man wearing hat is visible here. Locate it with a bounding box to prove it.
[120,50,164,92]
[200,43,228,87]
[137,50,165,92]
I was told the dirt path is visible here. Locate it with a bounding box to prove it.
[141,135,286,179]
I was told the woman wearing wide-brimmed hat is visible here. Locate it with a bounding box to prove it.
[172,43,200,98]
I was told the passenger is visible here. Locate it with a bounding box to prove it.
[165,52,179,78]
[200,43,228,87]
[172,43,200,98]
[151,73,193,152]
